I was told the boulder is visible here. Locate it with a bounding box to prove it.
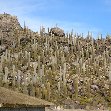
[50,27,65,37]
[20,37,31,45]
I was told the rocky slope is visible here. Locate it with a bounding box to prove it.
[0,13,111,110]
[0,13,22,42]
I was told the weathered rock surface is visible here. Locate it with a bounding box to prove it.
[0,13,22,42]
[50,27,65,37]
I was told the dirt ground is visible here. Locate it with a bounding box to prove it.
[46,107,109,111]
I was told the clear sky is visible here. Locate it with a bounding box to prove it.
[0,0,111,38]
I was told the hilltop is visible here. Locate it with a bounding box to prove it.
[0,13,22,41]
[0,13,111,110]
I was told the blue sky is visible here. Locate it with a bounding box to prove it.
[0,0,111,38]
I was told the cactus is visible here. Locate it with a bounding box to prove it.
[28,52,31,67]
[17,70,21,89]
[46,81,51,101]
[38,56,40,74]
[63,80,67,96]
[0,55,4,69]
[0,14,111,108]
[109,63,111,97]
[86,79,91,98]
[73,75,78,100]
[35,87,39,97]
[33,62,37,73]
[42,85,47,100]
[29,81,35,97]
[2,67,9,88]
[23,84,28,95]
[0,71,3,87]
[12,65,16,87]
[63,63,66,84]
[58,81,61,92]
[4,67,8,83]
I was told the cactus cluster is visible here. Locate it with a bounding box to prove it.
[0,13,111,110]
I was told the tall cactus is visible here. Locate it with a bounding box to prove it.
[3,67,9,88]
[35,86,40,98]
[46,81,51,101]
[109,63,111,97]
[0,70,3,87]
[38,56,40,75]
[86,79,91,98]
[42,84,47,100]
[0,55,4,70]
[29,81,35,97]
[17,70,21,89]
[12,65,16,88]
[73,75,79,100]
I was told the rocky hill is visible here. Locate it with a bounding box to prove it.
[0,13,22,42]
[0,13,111,110]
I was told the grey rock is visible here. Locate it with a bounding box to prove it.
[50,27,65,37]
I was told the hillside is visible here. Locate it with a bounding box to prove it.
[0,13,111,110]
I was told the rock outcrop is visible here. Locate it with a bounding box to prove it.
[0,13,22,42]
[50,27,65,37]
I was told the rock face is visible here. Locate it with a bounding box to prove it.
[0,13,22,41]
[50,27,65,37]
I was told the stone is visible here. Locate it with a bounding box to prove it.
[50,27,65,37]
[20,37,31,45]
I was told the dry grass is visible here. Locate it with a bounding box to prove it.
[0,87,54,106]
